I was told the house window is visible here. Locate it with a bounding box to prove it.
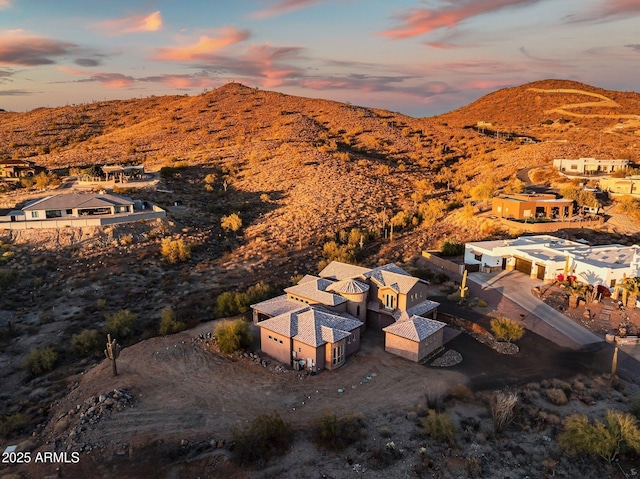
[497,206,502,213]
[298,347,301,353]
[610,279,616,287]
[279,339,283,344]
[66,209,73,215]
[356,305,360,316]
[332,344,345,365]
[46,210,62,219]
[30,211,39,218]
[268,335,272,340]
[474,253,482,262]
[385,293,396,309]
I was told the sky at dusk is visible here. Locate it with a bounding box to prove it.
[0,0,638,117]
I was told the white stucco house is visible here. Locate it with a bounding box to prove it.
[465,235,640,286]
[553,158,630,175]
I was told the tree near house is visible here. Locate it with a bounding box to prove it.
[214,319,253,354]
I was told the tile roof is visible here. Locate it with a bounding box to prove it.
[23,193,133,211]
[258,307,362,347]
[326,278,369,294]
[394,299,441,322]
[383,315,446,342]
[250,294,307,317]
[318,261,371,280]
[285,277,346,306]
[367,269,419,294]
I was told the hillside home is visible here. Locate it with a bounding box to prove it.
[553,158,629,175]
[252,261,443,371]
[22,193,134,220]
[492,194,574,220]
[599,177,640,196]
[0,159,39,181]
[464,235,640,286]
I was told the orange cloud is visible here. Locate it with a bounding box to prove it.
[155,27,250,61]
[97,11,162,35]
[381,0,542,39]
[252,0,324,19]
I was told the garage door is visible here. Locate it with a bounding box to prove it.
[536,264,546,280]
[514,257,532,275]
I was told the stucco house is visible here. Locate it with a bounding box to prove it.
[465,235,640,286]
[0,159,39,181]
[492,194,574,220]
[383,315,446,362]
[599,176,640,196]
[252,261,443,371]
[22,193,134,220]
[553,158,629,175]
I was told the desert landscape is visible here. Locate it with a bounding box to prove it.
[2,79,640,478]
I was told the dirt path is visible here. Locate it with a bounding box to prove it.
[528,87,640,121]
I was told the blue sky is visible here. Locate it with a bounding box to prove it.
[0,0,638,116]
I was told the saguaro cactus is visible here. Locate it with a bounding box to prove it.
[105,334,122,377]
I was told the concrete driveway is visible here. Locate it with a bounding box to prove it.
[468,270,603,347]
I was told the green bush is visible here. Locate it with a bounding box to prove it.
[558,410,640,463]
[160,238,192,264]
[0,413,28,439]
[312,412,367,451]
[232,412,293,467]
[158,307,186,335]
[23,347,58,375]
[104,309,137,340]
[490,317,525,342]
[246,281,273,304]
[421,410,456,442]
[214,319,252,354]
[440,240,464,256]
[70,329,101,356]
[0,268,18,291]
[215,291,250,317]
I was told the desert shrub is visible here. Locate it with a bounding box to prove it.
[160,164,187,178]
[421,410,456,442]
[246,281,273,304]
[0,413,28,439]
[214,319,252,354]
[559,186,598,208]
[104,309,137,340]
[558,410,640,463]
[477,299,488,307]
[490,317,524,342]
[0,268,18,291]
[469,181,495,201]
[160,238,192,264]
[368,441,403,470]
[491,391,518,433]
[23,347,58,375]
[70,329,101,356]
[379,426,392,438]
[158,307,186,335]
[215,291,250,317]
[546,388,569,406]
[630,394,640,419]
[446,384,474,401]
[440,240,464,256]
[425,385,444,411]
[232,411,293,467]
[312,412,367,451]
[221,213,242,232]
[321,241,355,264]
[433,272,449,284]
[96,298,107,310]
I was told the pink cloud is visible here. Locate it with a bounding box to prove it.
[381,0,543,39]
[567,0,640,23]
[155,27,250,61]
[59,66,135,88]
[252,0,325,19]
[0,32,76,65]
[96,11,162,35]
[0,0,12,9]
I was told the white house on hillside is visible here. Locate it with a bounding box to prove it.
[465,235,640,287]
[553,158,629,175]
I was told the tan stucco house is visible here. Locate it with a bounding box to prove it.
[492,194,574,220]
[252,261,443,371]
[383,316,446,362]
[0,159,39,181]
[22,193,134,220]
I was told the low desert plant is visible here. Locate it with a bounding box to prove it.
[440,240,464,256]
[70,329,101,356]
[421,410,456,442]
[215,291,250,317]
[0,268,18,291]
[214,319,252,354]
[23,347,58,375]
[221,213,242,232]
[232,411,293,467]
[491,391,518,433]
[545,388,569,406]
[0,413,28,439]
[158,307,186,335]
[446,384,474,401]
[558,410,640,463]
[104,309,137,340]
[490,317,525,342]
[160,238,192,264]
[312,412,367,451]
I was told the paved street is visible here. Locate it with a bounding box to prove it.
[468,270,603,346]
